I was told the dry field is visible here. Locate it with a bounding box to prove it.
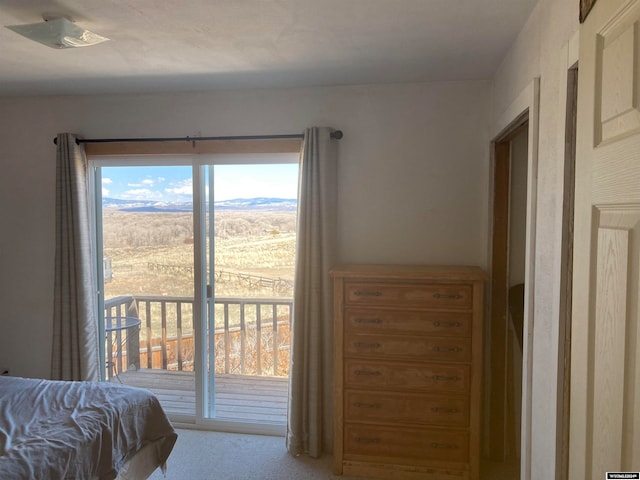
[102,209,296,296]
[102,209,296,377]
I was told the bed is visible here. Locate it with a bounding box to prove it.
[0,376,177,480]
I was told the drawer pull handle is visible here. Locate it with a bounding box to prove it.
[432,374,460,382]
[354,318,383,324]
[354,290,382,297]
[432,346,463,353]
[354,342,382,349]
[354,437,381,444]
[354,402,380,409]
[433,321,462,328]
[431,442,459,450]
[354,370,381,376]
[431,407,460,414]
[433,293,463,300]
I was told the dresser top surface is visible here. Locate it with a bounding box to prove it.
[330,264,488,281]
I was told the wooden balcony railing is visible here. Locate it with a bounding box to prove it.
[104,295,293,380]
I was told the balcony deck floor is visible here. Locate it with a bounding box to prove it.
[115,368,288,424]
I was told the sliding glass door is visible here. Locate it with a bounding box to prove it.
[96,163,197,416]
[92,155,298,434]
[199,162,298,427]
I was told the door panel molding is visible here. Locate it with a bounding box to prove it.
[591,225,629,476]
[595,206,640,471]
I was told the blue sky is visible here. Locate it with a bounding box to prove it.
[101,164,299,203]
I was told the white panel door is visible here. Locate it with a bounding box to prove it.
[570,0,640,478]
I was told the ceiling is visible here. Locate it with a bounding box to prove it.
[0,0,538,96]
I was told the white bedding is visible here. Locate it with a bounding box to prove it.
[0,376,177,480]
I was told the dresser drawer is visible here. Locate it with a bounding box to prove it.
[345,359,469,393]
[344,424,469,463]
[345,308,472,337]
[345,282,472,309]
[345,334,471,362]
[345,390,469,427]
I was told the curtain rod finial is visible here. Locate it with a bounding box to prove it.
[330,130,343,140]
[52,136,81,145]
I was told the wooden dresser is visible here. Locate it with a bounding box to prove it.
[331,265,487,480]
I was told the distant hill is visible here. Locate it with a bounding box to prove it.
[103,197,297,212]
[214,197,297,211]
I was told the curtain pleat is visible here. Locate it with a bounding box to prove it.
[51,133,100,382]
[286,127,338,458]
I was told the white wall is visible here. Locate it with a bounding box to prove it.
[0,81,490,378]
[489,0,578,477]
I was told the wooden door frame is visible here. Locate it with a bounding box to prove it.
[487,78,540,480]
[555,31,580,480]
[489,116,525,463]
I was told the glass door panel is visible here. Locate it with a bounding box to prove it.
[98,165,196,417]
[204,163,298,426]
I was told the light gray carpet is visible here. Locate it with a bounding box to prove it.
[147,428,519,480]
[147,429,361,480]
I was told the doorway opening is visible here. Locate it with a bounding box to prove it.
[488,114,529,477]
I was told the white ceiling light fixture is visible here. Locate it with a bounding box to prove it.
[6,17,109,49]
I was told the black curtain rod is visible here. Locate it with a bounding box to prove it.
[53,130,343,145]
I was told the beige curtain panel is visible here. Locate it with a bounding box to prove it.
[51,133,100,381]
[286,127,338,458]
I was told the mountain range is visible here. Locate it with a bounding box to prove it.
[103,197,297,212]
